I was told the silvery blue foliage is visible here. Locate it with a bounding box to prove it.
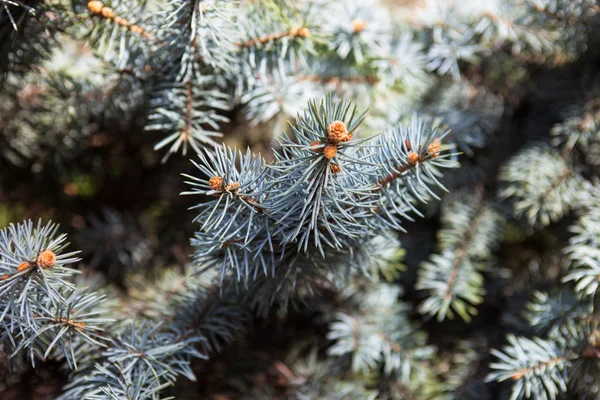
[183,95,458,285]
[0,220,109,369]
[417,192,505,322]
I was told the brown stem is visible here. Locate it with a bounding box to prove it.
[444,198,486,301]
[581,346,600,359]
[88,2,155,40]
[296,74,380,85]
[183,79,193,142]
[536,168,570,205]
[374,159,421,192]
[236,27,308,48]
[510,356,568,380]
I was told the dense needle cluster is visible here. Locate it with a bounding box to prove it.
[3,0,600,399]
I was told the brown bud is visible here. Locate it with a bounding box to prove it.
[426,139,441,158]
[327,120,349,144]
[352,19,367,33]
[298,27,310,38]
[17,262,31,272]
[129,25,145,35]
[407,151,420,165]
[226,182,241,193]
[1,274,10,280]
[330,164,341,174]
[209,176,224,191]
[323,145,337,159]
[101,7,115,19]
[87,0,104,14]
[404,139,411,151]
[64,183,78,196]
[289,27,299,37]
[38,250,56,269]
[113,16,127,26]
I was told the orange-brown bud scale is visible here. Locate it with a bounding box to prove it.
[426,139,441,158]
[323,145,337,159]
[55,318,86,332]
[87,0,103,13]
[113,16,128,26]
[352,19,367,33]
[330,164,341,174]
[38,250,57,269]
[1,274,10,280]
[101,7,115,18]
[404,139,411,151]
[298,27,310,38]
[407,152,420,165]
[17,261,31,272]
[327,121,349,144]
[209,176,224,191]
[226,182,241,192]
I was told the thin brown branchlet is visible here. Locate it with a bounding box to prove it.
[87,1,155,39]
[237,26,310,48]
[375,138,444,191]
[53,317,86,332]
[7,249,57,280]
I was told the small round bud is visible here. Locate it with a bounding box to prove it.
[1,274,10,280]
[407,151,420,165]
[226,182,241,192]
[38,250,57,269]
[323,145,337,159]
[17,261,31,272]
[64,183,78,196]
[113,16,127,26]
[209,176,224,191]
[327,121,349,144]
[330,164,341,174]
[87,0,104,13]
[298,27,310,38]
[352,19,367,33]
[289,27,299,36]
[101,6,115,18]
[129,25,145,35]
[426,139,441,158]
